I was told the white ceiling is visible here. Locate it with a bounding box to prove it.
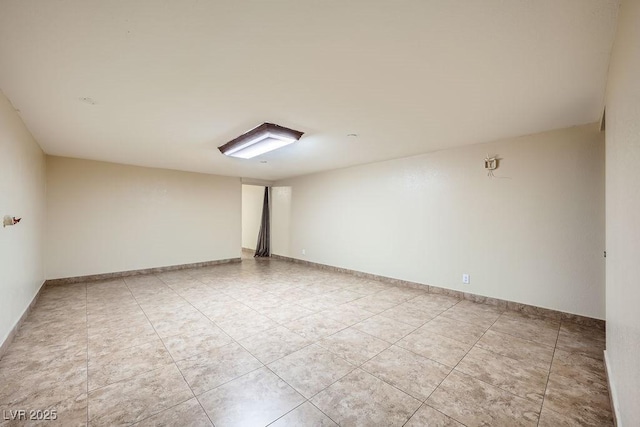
[0,0,619,181]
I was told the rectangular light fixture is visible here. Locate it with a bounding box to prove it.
[218,122,304,159]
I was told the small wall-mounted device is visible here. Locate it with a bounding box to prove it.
[3,216,22,228]
[484,155,499,178]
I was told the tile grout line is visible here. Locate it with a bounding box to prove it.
[401,404,424,427]
[261,294,469,416]
[152,270,246,427]
[260,288,442,357]
[85,282,89,426]
[415,307,506,427]
[411,404,472,427]
[147,273,250,427]
[442,316,563,421]
[158,267,323,426]
[262,341,354,395]
[127,396,199,427]
[271,304,442,426]
[121,275,214,427]
[485,314,560,349]
[86,316,318,424]
[191,364,265,395]
[343,361,425,419]
[536,320,562,427]
[308,400,343,426]
[262,359,348,426]
[235,284,375,424]
[263,400,309,426]
[255,294,391,427]
[446,312,558,367]
[448,318,554,408]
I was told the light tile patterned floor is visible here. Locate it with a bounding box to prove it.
[0,255,612,426]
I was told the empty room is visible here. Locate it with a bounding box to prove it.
[1,0,638,426]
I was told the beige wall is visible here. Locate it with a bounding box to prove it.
[0,91,46,346]
[46,157,241,279]
[272,186,292,256]
[276,124,605,319]
[605,0,640,424]
[242,184,265,250]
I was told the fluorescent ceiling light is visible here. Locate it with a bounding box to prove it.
[218,123,304,159]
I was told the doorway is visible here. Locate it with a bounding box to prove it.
[241,184,267,258]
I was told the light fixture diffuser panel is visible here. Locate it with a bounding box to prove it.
[227,136,295,159]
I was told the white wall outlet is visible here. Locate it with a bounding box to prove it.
[462,274,470,284]
[302,249,306,255]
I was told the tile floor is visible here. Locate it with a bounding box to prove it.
[0,255,612,426]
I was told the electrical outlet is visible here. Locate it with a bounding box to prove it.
[302,249,306,255]
[462,274,470,284]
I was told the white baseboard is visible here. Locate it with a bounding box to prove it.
[604,350,622,427]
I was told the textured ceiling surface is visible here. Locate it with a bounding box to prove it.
[0,0,619,180]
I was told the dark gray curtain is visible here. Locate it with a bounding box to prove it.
[254,187,270,257]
